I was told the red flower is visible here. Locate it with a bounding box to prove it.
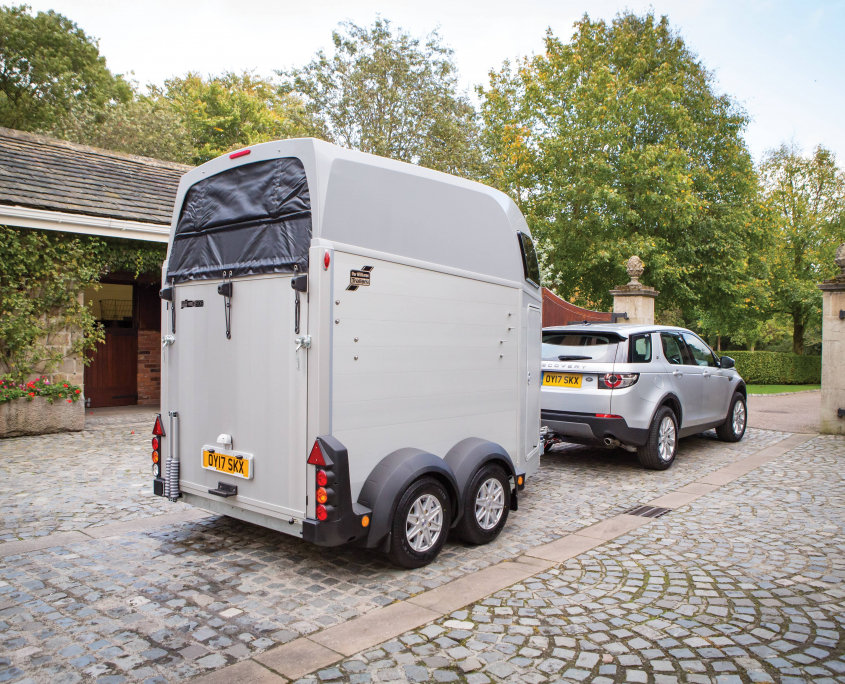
[63,383,68,388]
[74,389,81,394]
[67,399,72,403]
[28,392,35,397]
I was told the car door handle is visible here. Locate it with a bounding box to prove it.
[702,371,710,378]
[672,370,682,376]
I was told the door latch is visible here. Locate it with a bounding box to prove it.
[162,334,175,348]
[295,335,312,352]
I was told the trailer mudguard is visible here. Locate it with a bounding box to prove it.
[357,448,459,550]
[444,438,519,523]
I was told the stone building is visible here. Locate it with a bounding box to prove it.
[0,127,189,407]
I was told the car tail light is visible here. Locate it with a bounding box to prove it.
[599,373,639,389]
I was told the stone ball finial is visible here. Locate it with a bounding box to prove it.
[626,255,644,286]
[836,243,845,274]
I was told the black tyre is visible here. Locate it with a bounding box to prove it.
[456,464,510,545]
[637,406,678,470]
[387,477,451,569]
[716,392,747,442]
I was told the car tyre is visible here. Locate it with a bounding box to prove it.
[387,477,451,568]
[716,392,747,442]
[637,406,678,470]
[456,463,510,545]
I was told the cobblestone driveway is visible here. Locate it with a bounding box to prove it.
[0,420,841,683]
[299,436,844,684]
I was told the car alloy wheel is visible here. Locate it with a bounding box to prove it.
[657,415,677,462]
[732,400,746,435]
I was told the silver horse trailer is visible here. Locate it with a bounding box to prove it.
[152,138,542,567]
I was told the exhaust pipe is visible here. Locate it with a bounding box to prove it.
[603,437,620,448]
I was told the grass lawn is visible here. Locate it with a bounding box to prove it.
[747,384,820,395]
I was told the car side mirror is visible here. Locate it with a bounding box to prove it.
[719,356,735,369]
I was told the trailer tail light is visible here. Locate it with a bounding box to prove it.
[152,451,160,463]
[152,415,165,436]
[152,437,159,451]
[316,487,329,504]
[308,441,326,466]
[316,470,328,487]
[323,251,331,270]
[316,504,328,521]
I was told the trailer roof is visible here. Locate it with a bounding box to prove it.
[171,138,533,286]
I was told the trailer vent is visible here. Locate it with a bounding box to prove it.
[624,505,671,518]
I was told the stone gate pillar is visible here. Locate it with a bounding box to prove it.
[610,256,658,325]
[818,243,845,435]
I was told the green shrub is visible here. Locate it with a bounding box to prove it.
[724,351,821,384]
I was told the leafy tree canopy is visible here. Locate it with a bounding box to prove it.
[281,18,484,178]
[479,12,759,321]
[759,144,845,354]
[0,4,130,131]
[147,71,318,165]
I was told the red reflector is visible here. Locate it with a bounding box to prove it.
[596,413,623,419]
[152,415,164,436]
[316,504,328,521]
[229,149,251,159]
[316,470,328,487]
[307,441,326,466]
[151,437,159,451]
[323,251,331,269]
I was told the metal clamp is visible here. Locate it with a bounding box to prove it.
[162,334,175,348]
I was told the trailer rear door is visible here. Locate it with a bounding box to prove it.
[162,156,312,522]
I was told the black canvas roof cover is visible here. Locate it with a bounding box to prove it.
[166,157,311,283]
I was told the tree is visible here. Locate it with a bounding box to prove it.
[149,72,317,165]
[760,144,845,354]
[0,4,130,131]
[49,96,192,163]
[280,18,484,178]
[479,13,759,321]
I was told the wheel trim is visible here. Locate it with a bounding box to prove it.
[657,416,676,462]
[732,401,746,435]
[405,493,443,553]
[474,478,505,530]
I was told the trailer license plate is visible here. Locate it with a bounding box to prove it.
[202,449,253,479]
[542,372,582,388]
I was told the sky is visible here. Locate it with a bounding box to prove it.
[24,0,845,165]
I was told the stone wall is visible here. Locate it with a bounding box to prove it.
[137,330,161,406]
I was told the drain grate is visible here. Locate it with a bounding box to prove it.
[624,504,672,518]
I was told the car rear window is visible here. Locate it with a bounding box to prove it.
[542,332,623,363]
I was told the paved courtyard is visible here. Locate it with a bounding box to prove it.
[0,410,842,683]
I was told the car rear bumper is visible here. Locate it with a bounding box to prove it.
[541,409,649,447]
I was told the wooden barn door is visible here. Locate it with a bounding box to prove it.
[84,283,138,407]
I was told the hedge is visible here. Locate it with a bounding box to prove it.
[723,351,821,385]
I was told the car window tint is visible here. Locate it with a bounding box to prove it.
[660,333,684,365]
[542,332,621,363]
[629,334,652,363]
[682,333,718,367]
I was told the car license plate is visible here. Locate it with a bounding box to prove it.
[202,448,253,479]
[542,372,582,388]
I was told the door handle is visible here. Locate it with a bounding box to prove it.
[672,370,682,376]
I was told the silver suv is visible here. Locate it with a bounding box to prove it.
[541,324,747,469]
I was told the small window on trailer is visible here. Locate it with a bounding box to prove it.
[517,232,541,287]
